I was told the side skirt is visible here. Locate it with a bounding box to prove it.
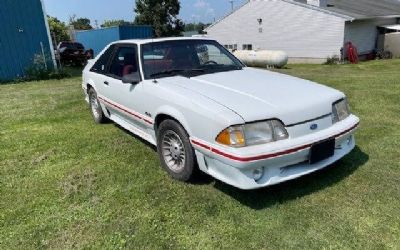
[108,113,157,146]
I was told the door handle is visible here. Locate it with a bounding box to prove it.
[104,81,109,85]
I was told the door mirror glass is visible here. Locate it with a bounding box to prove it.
[122,72,141,84]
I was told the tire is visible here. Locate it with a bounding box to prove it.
[157,119,197,181]
[88,88,107,124]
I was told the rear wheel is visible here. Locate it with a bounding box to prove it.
[88,88,107,124]
[157,119,196,181]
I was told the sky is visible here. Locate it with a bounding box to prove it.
[42,0,248,26]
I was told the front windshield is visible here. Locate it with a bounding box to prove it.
[141,39,244,79]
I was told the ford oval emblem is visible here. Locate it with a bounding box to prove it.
[310,124,318,130]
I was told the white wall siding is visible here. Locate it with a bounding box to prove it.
[344,18,397,54]
[206,0,347,59]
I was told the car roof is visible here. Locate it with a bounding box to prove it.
[110,36,215,46]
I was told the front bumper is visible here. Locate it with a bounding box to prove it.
[191,115,359,190]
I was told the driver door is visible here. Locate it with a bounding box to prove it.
[103,44,150,133]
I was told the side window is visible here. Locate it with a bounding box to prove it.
[90,45,115,73]
[108,46,139,79]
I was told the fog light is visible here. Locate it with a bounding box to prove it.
[253,167,264,181]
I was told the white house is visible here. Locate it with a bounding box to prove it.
[206,0,400,63]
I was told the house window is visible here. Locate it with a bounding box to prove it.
[242,44,253,50]
[224,44,237,51]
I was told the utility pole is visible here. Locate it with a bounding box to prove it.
[229,0,234,12]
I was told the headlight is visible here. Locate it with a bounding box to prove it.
[332,98,351,123]
[216,120,289,147]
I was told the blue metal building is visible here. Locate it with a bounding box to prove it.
[76,26,153,56]
[0,0,56,81]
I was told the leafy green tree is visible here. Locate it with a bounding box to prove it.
[134,0,184,37]
[184,23,197,32]
[101,19,133,28]
[69,15,93,30]
[47,16,69,43]
[184,22,210,33]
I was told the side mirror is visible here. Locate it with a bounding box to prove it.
[122,72,141,84]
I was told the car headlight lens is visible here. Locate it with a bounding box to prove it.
[332,98,351,123]
[216,120,288,147]
[244,121,274,145]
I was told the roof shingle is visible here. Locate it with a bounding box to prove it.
[295,0,400,19]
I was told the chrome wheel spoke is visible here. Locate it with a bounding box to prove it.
[163,141,172,146]
[161,130,186,173]
[163,151,172,157]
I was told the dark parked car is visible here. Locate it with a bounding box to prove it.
[56,42,87,66]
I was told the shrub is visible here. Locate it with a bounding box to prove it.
[16,53,71,82]
[22,66,70,82]
[325,55,340,65]
[376,50,393,60]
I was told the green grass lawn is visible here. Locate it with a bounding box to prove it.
[1,61,399,249]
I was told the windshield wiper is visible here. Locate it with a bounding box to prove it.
[219,65,243,70]
[150,68,204,78]
[199,64,243,71]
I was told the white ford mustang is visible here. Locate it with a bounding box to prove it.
[82,37,359,190]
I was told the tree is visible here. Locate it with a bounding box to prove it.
[184,23,197,32]
[47,16,69,43]
[69,15,93,30]
[184,22,210,33]
[134,0,184,37]
[101,19,133,28]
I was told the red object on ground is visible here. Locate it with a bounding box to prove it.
[345,42,359,64]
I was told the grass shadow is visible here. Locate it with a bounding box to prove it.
[213,146,368,210]
[114,124,157,152]
[114,123,214,185]
[113,122,368,199]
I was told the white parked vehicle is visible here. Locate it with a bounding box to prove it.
[82,37,359,190]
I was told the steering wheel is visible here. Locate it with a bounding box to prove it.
[203,60,218,65]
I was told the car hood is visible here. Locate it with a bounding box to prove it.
[162,67,344,125]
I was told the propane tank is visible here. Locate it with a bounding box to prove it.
[233,50,288,68]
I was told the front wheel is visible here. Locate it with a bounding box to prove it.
[157,119,197,181]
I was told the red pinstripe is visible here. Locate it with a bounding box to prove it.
[98,96,153,125]
[191,123,359,162]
